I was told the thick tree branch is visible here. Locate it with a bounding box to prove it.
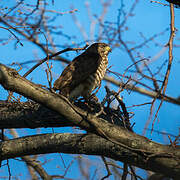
[0,101,74,128]
[0,64,180,178]
[6,130,53,180]
[0,101,124,129]
[0,133,180,179]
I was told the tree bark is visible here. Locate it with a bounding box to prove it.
[0,100,74,128]
[0,64,180,178]
[0,100,124,129]
[0,133,180,179]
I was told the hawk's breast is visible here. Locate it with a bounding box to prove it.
[82,55,108,98]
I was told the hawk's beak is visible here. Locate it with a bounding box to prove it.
[105,46,112,53]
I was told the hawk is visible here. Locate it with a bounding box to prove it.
[53,43,111,101]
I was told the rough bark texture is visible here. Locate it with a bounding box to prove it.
[0,133,180,179]
[0,100,74,128]
[0,64,180,178]
[0,101,124,129]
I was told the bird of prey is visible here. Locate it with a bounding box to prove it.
[53,43,111,101]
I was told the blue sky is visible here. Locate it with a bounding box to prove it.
[0,0,180,179]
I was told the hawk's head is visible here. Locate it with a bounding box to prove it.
[86,43,111,56]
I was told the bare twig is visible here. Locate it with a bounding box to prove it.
[161,3,175,95]
[122,163,128,180]
[23,44,89,78]
[101,156,112,180]
[150,3,175,132]
[150,1,169,6]
[45,61,53,89]
[104,76,180,106]
[3,0,24,17]
[0,26,23,46]
[129,165,138,180]
[107,162,144,180]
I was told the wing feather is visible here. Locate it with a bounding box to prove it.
[53,52,101,95]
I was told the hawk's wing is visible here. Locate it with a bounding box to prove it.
[53,52,101,94]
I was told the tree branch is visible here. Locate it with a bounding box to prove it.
[0,64,180,178]
[104,76,180,105]
[0,133,179,179]
[0,100,125,129]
